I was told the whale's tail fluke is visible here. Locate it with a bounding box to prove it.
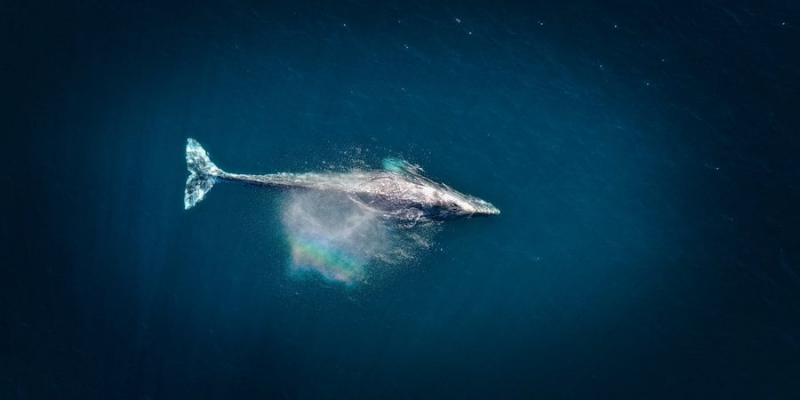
[184,138,222,210]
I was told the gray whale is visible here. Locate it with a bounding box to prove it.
[184,138,499,221]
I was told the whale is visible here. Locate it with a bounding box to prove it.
[184,138,500,221]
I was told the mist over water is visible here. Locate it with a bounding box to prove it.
[280,189,438,286]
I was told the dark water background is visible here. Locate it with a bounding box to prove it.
[3,0,800,398]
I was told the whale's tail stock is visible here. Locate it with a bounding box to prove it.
[184,138,222,210]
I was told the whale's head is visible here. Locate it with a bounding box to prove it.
[458,194,501,218]
[430,191,500,220]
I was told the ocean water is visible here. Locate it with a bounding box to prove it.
[3,1,800,399]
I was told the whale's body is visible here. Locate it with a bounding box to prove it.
[184,139,499,221]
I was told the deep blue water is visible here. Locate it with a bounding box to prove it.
[4,0,800,399]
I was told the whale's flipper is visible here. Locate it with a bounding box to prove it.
[382,157,425,176]
[184,138,222,209]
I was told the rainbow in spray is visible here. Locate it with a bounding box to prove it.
[287,233,366,285]
[281,191,390,285]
